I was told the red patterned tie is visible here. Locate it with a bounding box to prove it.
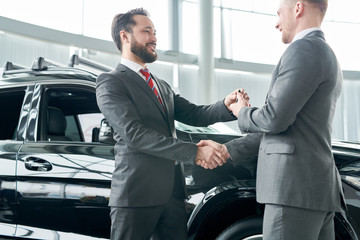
[140,68,165,111]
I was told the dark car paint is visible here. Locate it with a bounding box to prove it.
[0,67,359,240]
[16,142,113,239]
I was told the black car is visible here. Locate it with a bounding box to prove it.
[0,55,359,240]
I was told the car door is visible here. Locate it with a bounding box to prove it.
[338,155,360,239]
[0,86,29,239]
[16,82,114,240]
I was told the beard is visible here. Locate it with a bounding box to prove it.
[130,37,157,63]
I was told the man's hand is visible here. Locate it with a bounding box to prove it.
[224,89,250,112]
[229,89,251,117]
[195,140,230,169]
[224,90,238,111]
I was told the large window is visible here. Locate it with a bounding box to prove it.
[2,0,359,69]
[182,0,283,62]
[181,0,360,70]
[0,0,169,50]
[213,6,286,64]
[81,0,169,50]
[1,0,83,34]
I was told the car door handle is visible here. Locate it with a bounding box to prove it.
[23,157,53,171]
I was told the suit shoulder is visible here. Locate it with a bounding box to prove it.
[291,34,327,52]
[96,69,123,85]
[283,38,325,63]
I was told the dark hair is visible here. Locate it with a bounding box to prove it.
[111,8,149,52]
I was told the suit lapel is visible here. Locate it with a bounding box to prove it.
[151,74,170,121]
[115,64,169,121]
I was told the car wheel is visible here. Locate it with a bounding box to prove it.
[216,216,263,240]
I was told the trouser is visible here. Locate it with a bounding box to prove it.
[263,204,335,240]
[109,196,187,240]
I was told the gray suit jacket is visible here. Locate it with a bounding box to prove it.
[96,63,235,207]
[225,31,343,212]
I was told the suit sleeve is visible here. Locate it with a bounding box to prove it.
[225,133,261,166]
[238,39,324,134]
[155,79,235,126]
[174,94,236,126]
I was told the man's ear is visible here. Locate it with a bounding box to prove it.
[295,1,305,18]
[120,30,130,44]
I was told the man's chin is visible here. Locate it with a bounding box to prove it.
[148,52,158,63]
[132,50,157,63]
[148,50,157,57]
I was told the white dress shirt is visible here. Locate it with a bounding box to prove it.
[292,27,322,43]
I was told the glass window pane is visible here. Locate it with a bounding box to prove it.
[326,0,360,23]
[323,21,360,71]
[82,0,169,50]
[0,0,169,51]
[65,116,81,142]
[0,89,26,140]
[221,0,252,10]
[78,113,105,142]
[252,0,278,15]
[182,1,200,54]
[1,0,83,34]
[213,7,221,58]
[229,11,287,64]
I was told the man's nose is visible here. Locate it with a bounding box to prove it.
[151,34,157,42]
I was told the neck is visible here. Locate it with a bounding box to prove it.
[294,16,322,38]
[299,4,323,31]
[121,49,146,67]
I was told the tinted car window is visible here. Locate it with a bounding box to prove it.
[0,88,25,140]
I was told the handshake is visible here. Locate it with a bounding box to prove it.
[195,140,230,169]
[194,88,250,169]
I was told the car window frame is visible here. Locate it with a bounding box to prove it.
[34,82,102,143]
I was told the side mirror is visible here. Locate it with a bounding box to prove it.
[99,118,116,145]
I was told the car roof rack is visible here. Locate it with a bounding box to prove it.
[31,57,67,71]
[68,54,112,72]
[1,61,28,76]
[4,61,27,71]
[1,55,112,78]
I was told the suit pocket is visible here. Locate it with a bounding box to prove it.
[265,143,295,154]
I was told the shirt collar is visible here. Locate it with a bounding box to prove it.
[292,27,322,43]
[120,58,145,73]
